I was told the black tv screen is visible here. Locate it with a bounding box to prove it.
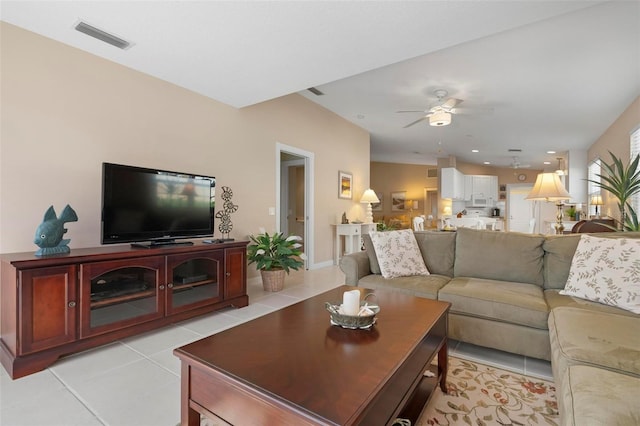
[101,162,215,246]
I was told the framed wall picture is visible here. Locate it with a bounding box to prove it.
[391,191,406,211]
[371,192,383,211]
[338,171,353,199]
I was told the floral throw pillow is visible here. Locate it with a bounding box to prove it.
[369,229,430,279]
[560,234,640,314]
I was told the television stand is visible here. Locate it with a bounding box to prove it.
[131,240,194,249]
[0,241,249,379]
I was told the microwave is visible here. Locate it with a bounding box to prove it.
[471,194,490,207]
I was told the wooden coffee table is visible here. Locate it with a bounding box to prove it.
[174,285,450,425]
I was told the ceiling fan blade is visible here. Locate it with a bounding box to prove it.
[450,107,494,115]
[403,116,429,128]
[442,98,463,109]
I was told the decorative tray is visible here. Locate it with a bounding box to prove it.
[325,294,379,329]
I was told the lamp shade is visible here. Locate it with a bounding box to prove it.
[526,172,571,201]
[590,194,603,206]
[360,189,380,204]
[429,111,451,126]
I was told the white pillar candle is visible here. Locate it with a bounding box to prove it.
[342,289,360,316]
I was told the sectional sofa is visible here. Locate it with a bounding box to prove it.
[339,228,640,426]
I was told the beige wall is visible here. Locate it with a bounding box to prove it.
[0,22,370,270]
[587,96,640,219]
[370,162,438,218]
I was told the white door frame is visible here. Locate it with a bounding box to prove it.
[276,143,314,269]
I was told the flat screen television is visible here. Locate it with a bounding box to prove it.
[101,162,215,247]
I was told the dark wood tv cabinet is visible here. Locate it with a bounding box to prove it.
[0,241,249,379]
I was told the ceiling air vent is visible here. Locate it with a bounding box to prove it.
[307,87,324,96]
[74,21,132,50]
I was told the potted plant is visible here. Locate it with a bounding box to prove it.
[247,231,305,291]
[588,151,640,231]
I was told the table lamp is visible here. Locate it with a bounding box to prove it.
[590,194,603,218]
[526,172,571,234]
[360,189,380,224]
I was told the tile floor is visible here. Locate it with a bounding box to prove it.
[0,265,553,426]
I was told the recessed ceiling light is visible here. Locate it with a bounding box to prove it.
[483,161,491,165]
[547,150,556,154]
[471,149,479,153]
[544,161,551,165]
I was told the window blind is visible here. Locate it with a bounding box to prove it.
[631,125,640,215]
[587,159,601,216]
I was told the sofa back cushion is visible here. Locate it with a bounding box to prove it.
[363,231,456,277]
[454,228,545,286]
[543,232,640,290]
[542,234,581,289]
[413,231,456,277]
[363,234,382,274]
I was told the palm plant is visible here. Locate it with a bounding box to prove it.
[587,151,640,231]
[624,203,639,231]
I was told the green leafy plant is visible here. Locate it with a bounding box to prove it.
[623,202,640,231]
[376,222,397,231]
[587,151,640,231]
[247,231,305,273]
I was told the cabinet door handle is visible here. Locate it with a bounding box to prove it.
[68,301,76,308]
[159,285,165,290]
[167,283,174,289]
[226,272,231,277]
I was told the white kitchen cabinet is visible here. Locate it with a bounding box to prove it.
[466,175,499,205]
[464,175,473,201]
[441,168,466,200]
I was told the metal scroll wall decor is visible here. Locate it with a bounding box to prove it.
[215,186,238,241]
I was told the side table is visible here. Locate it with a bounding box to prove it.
[332,223,376,265]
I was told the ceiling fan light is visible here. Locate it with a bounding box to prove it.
[429,111,451,126]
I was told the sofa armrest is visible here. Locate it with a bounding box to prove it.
[339,251,372,285]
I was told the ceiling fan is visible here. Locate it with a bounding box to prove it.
[398,89,461,128]
[510,156,531,169]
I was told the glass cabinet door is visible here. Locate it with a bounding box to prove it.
[166,250,223,314]
[80,256,164,338]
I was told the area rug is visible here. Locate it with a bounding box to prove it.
[416,357,559,426]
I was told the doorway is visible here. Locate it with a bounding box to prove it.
[506,184,535,233]
[423,188,438,227]
[276,143,314,269]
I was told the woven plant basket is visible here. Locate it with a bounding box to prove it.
[261,269,286,292]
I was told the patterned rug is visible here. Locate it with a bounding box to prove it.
[417,357,559,426]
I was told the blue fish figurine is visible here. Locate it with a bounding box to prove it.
[34,205,78,256]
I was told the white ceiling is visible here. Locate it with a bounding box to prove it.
[2,1,639,169]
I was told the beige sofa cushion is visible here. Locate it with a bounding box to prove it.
[558,365,640,426]
[454,228,545,286]
[363,231,456,277]
[358,274,450,300]
[542,234,581,290]
[363,234,382,275]
[413,231,456,277]
[543,231,640,290]
[544,290,639,318]
[438,277,549,329]
[548,307,640,378]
